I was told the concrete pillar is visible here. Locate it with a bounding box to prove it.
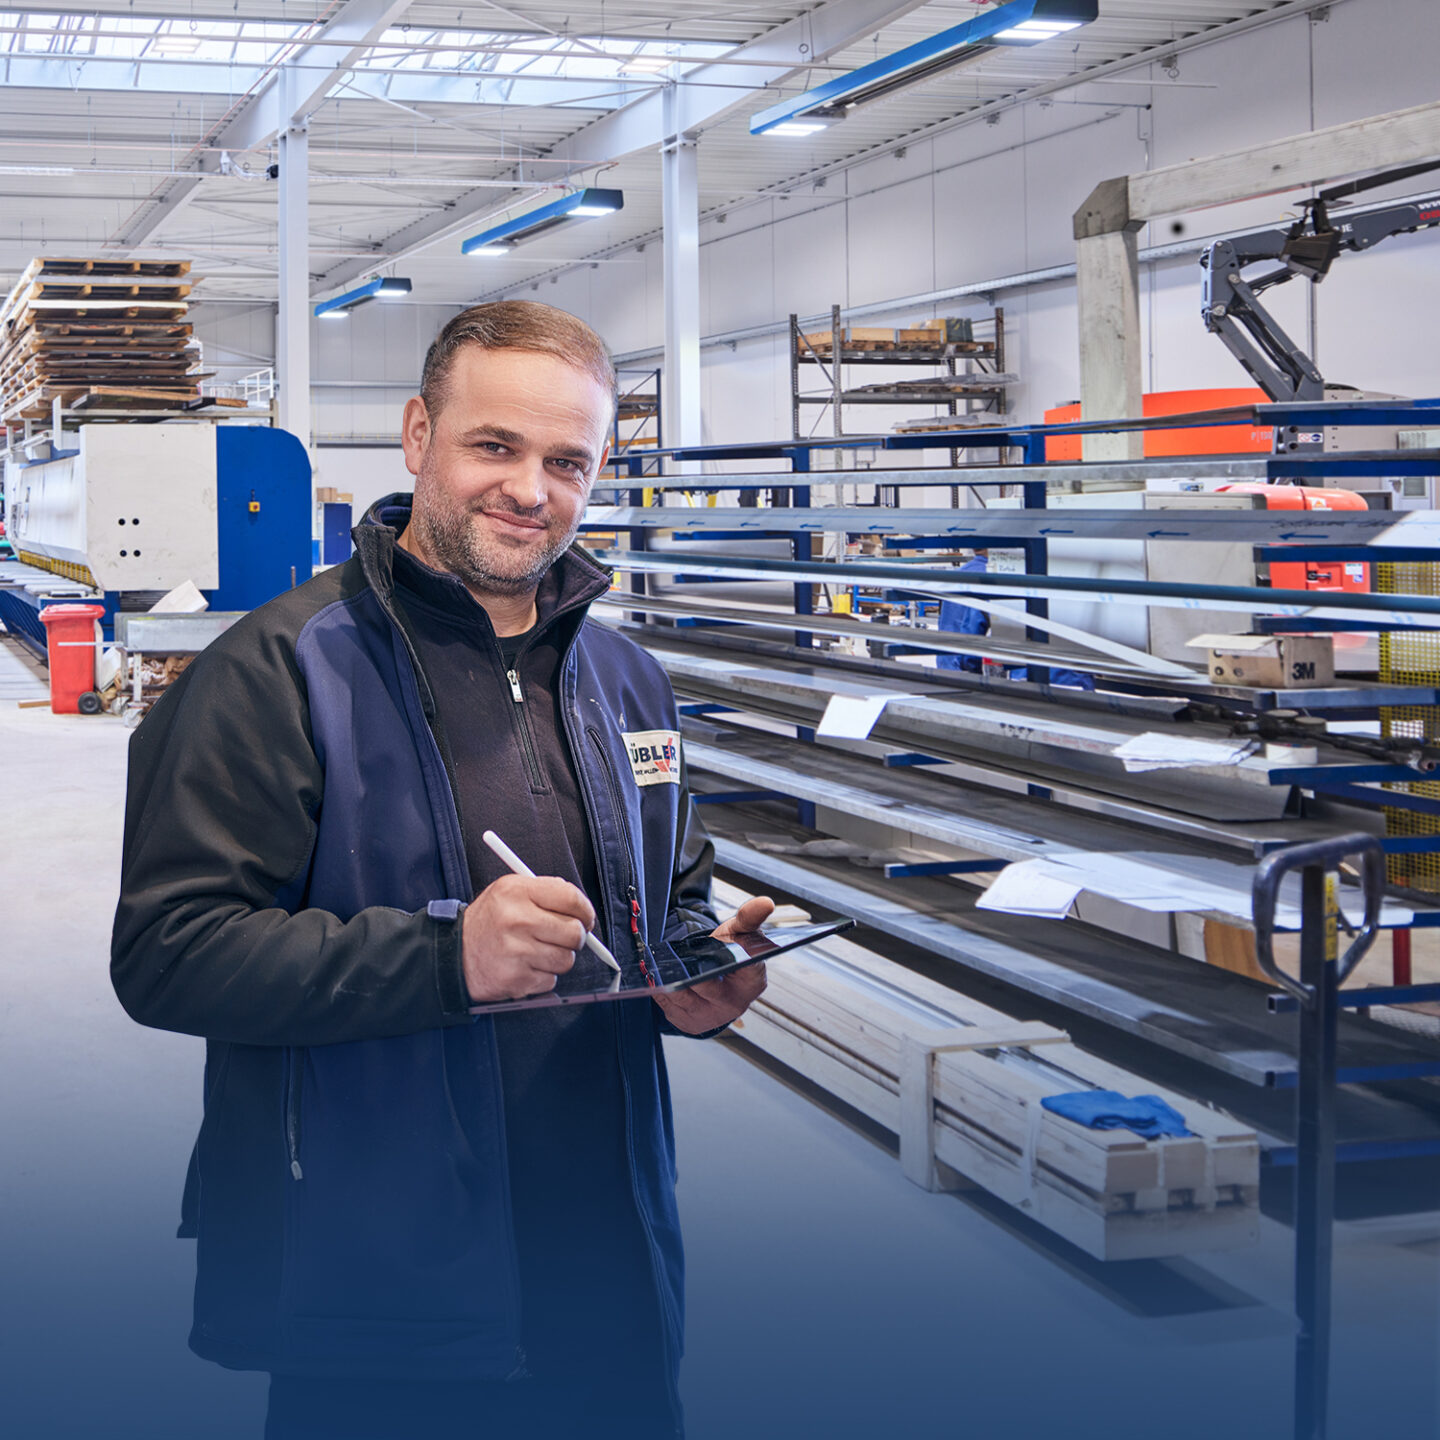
[661,85,702,454]
[1074,177,1144,463]
[276,64,311,455]
[1076,230,1144,462]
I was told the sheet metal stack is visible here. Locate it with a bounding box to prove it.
[0,257,200,421]
[714,882,1261,1262]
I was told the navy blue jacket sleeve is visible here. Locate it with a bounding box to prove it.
[110,625,471,1049]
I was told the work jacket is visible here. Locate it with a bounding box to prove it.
[111,496,717,1401]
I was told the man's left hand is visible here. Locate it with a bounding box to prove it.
[652,896,774,1036]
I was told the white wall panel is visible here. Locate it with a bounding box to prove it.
[703,218,776,335]
[1314,0,1440,124]
[933,145,1030,290]
[847,172,935,306]
[766,200,850,323]
[312,446,408,522]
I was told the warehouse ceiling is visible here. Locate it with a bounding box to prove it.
[0,0,1320,312]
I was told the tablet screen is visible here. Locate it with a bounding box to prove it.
[467,918,854,1015]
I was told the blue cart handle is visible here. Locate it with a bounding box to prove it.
[1251,834,1386,1006]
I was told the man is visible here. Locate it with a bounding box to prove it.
[111,301,770,1439]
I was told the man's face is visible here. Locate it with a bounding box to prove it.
[400,346,612,597]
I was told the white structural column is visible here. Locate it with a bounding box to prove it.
[276,64,311,455]
[661,84,702,453]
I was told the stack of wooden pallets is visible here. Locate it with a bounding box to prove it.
[798,318,994,357]
[0,258,202,421]
[714,879,1260,1262]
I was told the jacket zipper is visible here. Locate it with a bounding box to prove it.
[586,725,663,987]
[501,645,547,792]
[575,701,681,1429]
[284,1047,305,1181]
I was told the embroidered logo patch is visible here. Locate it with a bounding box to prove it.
[622,729,682,787]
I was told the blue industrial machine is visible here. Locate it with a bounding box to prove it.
[0,423,311,658]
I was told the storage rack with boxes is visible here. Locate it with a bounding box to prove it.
[790,304,1012,448]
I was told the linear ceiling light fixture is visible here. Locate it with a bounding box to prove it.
[461,187,625,257]
[618,54,675,75]
[313,275,412,319]
[750,0,1097,137]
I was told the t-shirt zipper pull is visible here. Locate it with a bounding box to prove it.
[506,668,524,703]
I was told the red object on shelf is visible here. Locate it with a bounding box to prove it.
[38,603,105,714]
[1216,483,1371,593]
[1392,927,1413,988]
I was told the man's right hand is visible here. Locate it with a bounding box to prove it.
[462,874,596,1002]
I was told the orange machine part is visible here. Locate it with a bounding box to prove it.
[1217,483,1371,593]
[1044,388,1272,461]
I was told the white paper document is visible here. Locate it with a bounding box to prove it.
[977,849,1410,930]
[976,860,1083,919]
[1112,731,1257,773]
[816,692,916,740]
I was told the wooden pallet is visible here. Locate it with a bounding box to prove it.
[8,300,189,328]
[890,414,1001,432]
[0,255,202,418]
[801,338,996,358]
[12,256,190,284]
[3,384,201,421]
[714,878,1260,1261]
[27,321,193,340]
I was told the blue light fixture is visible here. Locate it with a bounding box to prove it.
[461,187,625,257]
[313,275,412,319]
[750,0,1098,137]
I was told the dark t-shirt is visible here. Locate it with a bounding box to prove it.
[391,547,664,1393]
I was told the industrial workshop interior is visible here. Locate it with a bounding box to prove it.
[4,1,1440,1437]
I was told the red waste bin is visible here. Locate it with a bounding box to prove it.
[39,603,106,715]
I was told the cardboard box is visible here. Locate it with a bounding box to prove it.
[915,317,973,342]
[1186,633,1335,688]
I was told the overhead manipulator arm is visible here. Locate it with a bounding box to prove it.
[1200,160,1440,403]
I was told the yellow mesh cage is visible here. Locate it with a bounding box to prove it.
[1377,561,1440,890]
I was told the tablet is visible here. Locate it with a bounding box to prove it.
[467,917,854,1015]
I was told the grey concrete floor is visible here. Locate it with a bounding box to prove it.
[2,634,1437,1440]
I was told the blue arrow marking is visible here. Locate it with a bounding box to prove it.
[1147,529,1189,538]
[1039,527,1075,535]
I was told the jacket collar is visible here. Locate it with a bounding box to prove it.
[355,492,613,627]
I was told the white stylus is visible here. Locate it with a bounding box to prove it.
[481,829,622,975]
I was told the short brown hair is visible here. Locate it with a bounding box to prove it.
[419,300,617,417]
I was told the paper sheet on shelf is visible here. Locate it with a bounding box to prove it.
[976,859,1083,919]
[1112,731,1257,772]
[816,692,917,740]
[978,849,1411,929]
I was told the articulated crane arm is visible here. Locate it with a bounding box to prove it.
[1200,160,1440,402]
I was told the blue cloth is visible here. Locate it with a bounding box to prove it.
[1041,1089,1194,1139]
[935,558,1095,689]
[936,557,990,672]
[1007,665,1096,690]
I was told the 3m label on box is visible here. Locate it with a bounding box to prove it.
[623,729,682,786]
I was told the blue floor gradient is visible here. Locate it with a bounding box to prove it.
[2,658,1437,1440]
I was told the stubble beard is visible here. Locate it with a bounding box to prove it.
[410,451,580,597]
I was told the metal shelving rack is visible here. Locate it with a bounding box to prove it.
[611,366,661,474]
[789,303,1010,446]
